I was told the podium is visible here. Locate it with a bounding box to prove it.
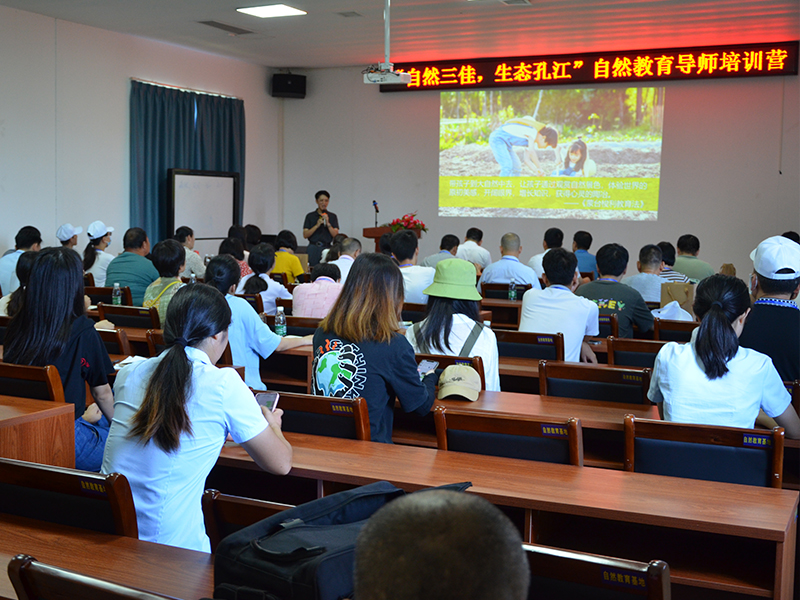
[362,227,422,253]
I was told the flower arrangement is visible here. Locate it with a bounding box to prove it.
[386,212,428,233]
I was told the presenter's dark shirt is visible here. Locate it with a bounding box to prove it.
[303,210,339,247]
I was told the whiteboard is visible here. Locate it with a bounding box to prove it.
[169,169,240,245]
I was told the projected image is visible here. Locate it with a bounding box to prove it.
[439,87,664,220]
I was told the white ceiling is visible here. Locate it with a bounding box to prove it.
[1,0,797,69]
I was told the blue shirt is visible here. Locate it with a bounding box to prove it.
[105,252,159,306]
[574,249,598,279]
[477,256,541,293]
[226,294,281,390]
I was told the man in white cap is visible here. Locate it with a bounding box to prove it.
[739,235,800,382]
[56,223,83,249]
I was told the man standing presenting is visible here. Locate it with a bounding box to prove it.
[302,190,339,267]
[477,233,540,294]
[456,227,492,271]
[105,227,159,306]
[0,226,41,294]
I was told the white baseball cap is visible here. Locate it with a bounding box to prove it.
[56,223,82,242]
[750,236,800,280]
[87,220,114,240]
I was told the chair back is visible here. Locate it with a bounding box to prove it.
[435,407,583,466]
[145,329,232,364]
[83,272,95,287]
[606,337,668,369]
[95,328,132,357]
[9,555,177,600]
[645,301,661,311]
[277,393,370,440]
[270,272,289,286]
[264,315,320,337]
[276,297,293,315]
[416,353,486,390]
[597,313,619,338]
[294,273,311,284]
[0,363,65,403]
[0,314,10,345]
[525,544,670,600]
[97,304,160,329]
[401,302,427,324]
[539,361,651,405]
[0,458,138,536]
[623,415,784,488]
[579,271,595,281]
[85,286,133,307]
[202,490,292,553]
[652,318,699,342]
[235,293,265,314]
[481,283,533,299]
[786,380,799,416]
[494,329,565,361]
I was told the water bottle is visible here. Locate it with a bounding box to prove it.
[112,282,122,305]
[204,254,211,266]
[190,273,197,284]
[274,306,287,337]
[508,278,517,301]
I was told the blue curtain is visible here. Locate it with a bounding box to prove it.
[130,81,246,243]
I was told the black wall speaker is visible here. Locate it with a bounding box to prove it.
[271,74,306,99]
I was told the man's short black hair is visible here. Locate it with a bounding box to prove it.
[123,227,148,250]
[150,239,185,277]
[465,228,483,242]
[677,234,700,255]
[573,230,592,250]
[757,271,800,296]
[596,243,629,277]
[174,226,193,243]
[391,230,419,262]
[340,238,361,257]
[440,234,459,252]
[542,248,578,286]
[539,126,558,148]
[639,244,662,268]
[15,226,42,250]
[227,225,247,245]
[657,241,677,266]
[315,190,330,201]
[275,230,298,252]
[312,262,341,282]
[543,227,563,249]
[218,237,245,261]
[354,490,529,600]
[247,243,276,275]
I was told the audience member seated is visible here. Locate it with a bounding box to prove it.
[244,223,262,250]
[83,221,116,287]
[321,233,347,263]
[572,230,597,279]
[328,237,362,284]
[4,247,115,470]
[0,251,36,316]
[0,226,41,294]
[311,253,437,443]
[292,262,342,318]
[105,227,158,306]
[739,236,800,381]
[656,240,690,283]
[622,244,664,303]
[227,225,250,263]
[420,234,460,268]
[673,234,715,282]
[205,255,311,390]
[56,223,82,249]
[218,236,253,280]
[143,239,185,325]
[648,274,800,438]
[519,248,599,363]
[174,225,206,278]
[406,258,500,391]
[575,243,654,338]
[477,233,540,294]
[102,284,292,552]
[237,243,292,315]
[527,227,563,280]
[391,230,435,305]
[455,227,492,271]
[354,490,529,600]
[272,230,305,283]
[378,231,394,258]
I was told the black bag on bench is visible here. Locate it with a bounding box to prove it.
[214,480,471,600]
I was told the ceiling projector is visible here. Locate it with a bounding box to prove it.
[363,63,411,85]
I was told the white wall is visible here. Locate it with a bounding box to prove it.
[284,67,799,277]
[0,5,282,255]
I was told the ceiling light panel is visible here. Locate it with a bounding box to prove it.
[237,4,307,18]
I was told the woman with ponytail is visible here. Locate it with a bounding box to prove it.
[648,274,800,438]
[83,220,115,286]
[101,284,292,552]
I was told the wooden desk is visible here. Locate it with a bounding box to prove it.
[218,432,798,600]
[480,298,522,329]
[0,397,74,468]
[0,513,213,600]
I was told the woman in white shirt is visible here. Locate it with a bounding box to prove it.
[83,220,115,287]
[648,274,800,438]
[236,243,292,315]
[102,284,293,552]
[405,258,500,391]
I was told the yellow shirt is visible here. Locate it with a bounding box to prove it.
[273,250,305,283]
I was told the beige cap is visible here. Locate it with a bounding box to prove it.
[437,364,481,402]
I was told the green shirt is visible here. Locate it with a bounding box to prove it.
[673,255,715,283]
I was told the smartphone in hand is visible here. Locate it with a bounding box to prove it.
[255,391,280,412]
[417,359,439,380]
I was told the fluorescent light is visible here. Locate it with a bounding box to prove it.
[237,4,307,18]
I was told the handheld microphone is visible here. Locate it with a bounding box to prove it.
[372,201,379,213]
